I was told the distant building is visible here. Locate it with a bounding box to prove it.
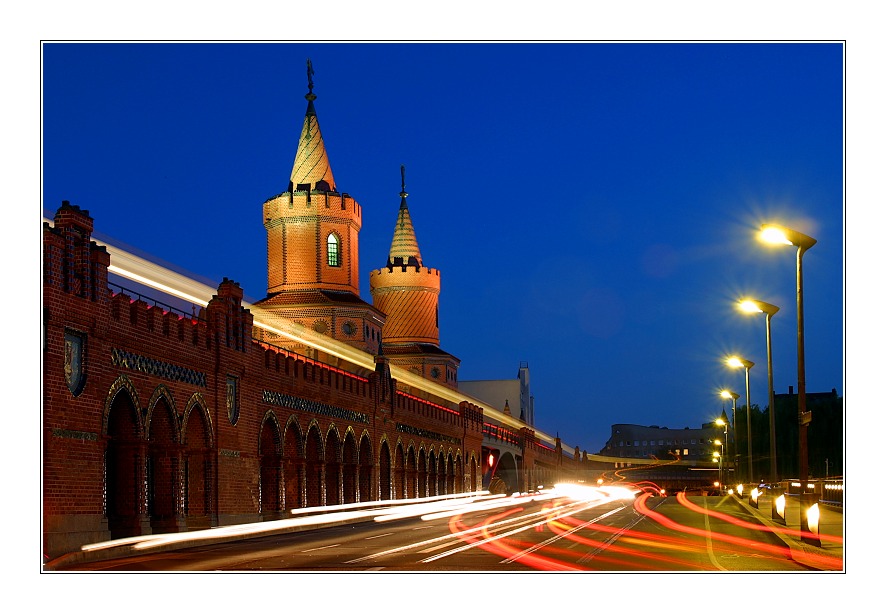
[460,362,534,426]
[599,421,727,462]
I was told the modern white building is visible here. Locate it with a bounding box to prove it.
[460,361,534,427]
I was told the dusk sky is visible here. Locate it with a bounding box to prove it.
[41,42,844,455]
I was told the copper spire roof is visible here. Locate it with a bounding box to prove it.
[387,165,422,266]
[289,59,336,192]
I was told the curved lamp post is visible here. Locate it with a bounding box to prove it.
[727,356,755,483]
[719,391,739,482]
[760,224,817,486]
[739,298,780,482]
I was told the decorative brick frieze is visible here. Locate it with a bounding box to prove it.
[111,348,207,387]
[261,390,369,424]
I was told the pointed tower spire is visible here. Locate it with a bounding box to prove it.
[370,165,459,389]
[387,164,422,267]
[289,59,336,192]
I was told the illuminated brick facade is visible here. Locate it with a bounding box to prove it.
[256,73,385,357]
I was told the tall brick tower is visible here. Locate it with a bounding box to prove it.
[370,166,460,389]
[255,60,386,358]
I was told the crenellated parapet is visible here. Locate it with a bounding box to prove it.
[263,189,361,225]
[369,264,441,287]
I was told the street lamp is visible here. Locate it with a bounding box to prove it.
[726,356,755,483]
[719,391,738,482]
[760,223,817,486]
[739,298,780,482]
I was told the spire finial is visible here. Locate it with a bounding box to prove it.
[400,164,407,198]
[306,58,316,101]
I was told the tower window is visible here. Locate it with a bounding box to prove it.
[327,234,341,267]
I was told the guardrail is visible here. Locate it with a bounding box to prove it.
[778,478,844,507]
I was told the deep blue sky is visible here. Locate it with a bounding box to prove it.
[41,42,844,454]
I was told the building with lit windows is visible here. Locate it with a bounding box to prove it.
[599,421,727,462]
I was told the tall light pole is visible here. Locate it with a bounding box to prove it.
[739,298,780,482]
[760,224,817,485]
[727,356,755,483]
[720,391,738,482]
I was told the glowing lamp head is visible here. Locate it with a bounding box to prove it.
[739,299,762,313]
[487,452,495,468]
[715,418,726,426]
[739,298,779,317]
[761,226,792,246]
[760,223,817,250]
[726,356,754,369]
[720,390,739,401]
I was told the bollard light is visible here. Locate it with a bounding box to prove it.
[773,493,787,524]
[737,483,744,498]
[801,502,823,547]
[750,487,760,508]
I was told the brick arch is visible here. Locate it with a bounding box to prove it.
[102,374,144,438]
[358,431,373,503]
[283,417,304,511]
[446,450,455,494]
[104,377,147,540]
[283,415,305,457]
[259,411,283,518]
[406,443,418,499]
[145,385,179,441]
[378,437,392,501]
[393,440,406,499]
[145,385,181,533]
[182,394,213,528]
[428,448,438,497]
[324,425,342,506]
[305,423,324,507]
[436,448,446,495]
[183,393,213,449]
[342,427,358,504]
[417,446,428,499]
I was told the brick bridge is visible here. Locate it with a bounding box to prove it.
[42,203,714,559]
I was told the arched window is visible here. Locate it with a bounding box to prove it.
[327,234,340,267]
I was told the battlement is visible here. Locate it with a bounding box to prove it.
[369,266,441,293]
[110,289,210,348]
[263,190,361,226]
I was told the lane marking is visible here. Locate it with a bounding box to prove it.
[301,544,340,552]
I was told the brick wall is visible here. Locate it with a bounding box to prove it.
[42,203,486,559]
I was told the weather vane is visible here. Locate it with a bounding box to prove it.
[307,58,315,94]
[400,164,408,198]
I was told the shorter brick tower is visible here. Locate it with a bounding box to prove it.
[255,61,386,360]
[370,166,460,389]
